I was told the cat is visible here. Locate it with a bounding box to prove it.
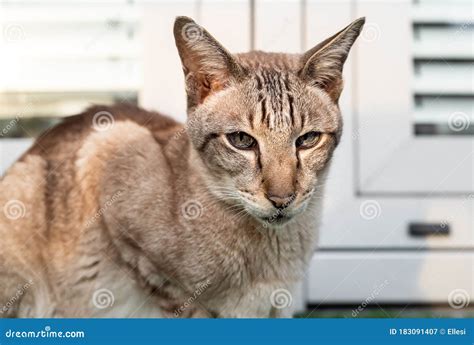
[0,16,364,318]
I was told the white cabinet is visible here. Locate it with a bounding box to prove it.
[310,0,473,305]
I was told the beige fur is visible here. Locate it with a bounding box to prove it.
[0,16,364,318]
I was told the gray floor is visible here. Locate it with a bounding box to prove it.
[296,306,474,318]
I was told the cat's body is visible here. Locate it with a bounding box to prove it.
[0,17,364,318]
[0,103,318,318]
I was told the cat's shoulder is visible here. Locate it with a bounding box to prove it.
[25,103,182,157]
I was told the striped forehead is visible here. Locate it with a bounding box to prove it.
[253,70,297,132]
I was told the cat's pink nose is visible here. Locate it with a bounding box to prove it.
[266,193,295,209]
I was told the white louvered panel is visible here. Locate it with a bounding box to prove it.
[414,62,474,95]
[0,4,139,24]
[415,97,474,124]
[412,0,474,133]
[4,23,139,60]
[1,59,140,93]
[0,92,132,119]
[413,25,474,60]
[355,0,472,192]
[412,0,473,24]
[0,1,142,119]
[0,3,140,61]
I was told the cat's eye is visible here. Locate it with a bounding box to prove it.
[226,132,257,150]
[296,131,322,149]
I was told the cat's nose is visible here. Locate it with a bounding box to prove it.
[266,193,295,209]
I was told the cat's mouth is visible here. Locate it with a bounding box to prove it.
[259,213,293,227]
[240,197,311,228]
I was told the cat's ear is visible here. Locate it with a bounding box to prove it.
[174,16,245,109]
[299,17,365,102]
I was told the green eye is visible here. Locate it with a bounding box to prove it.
[226,132,257,150]
[296,131,321,149]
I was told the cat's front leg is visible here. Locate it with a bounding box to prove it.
[215,283,295,318]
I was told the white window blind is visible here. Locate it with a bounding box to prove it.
[412,0,474,135]
[0,0,142,124]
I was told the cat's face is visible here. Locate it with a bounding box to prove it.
[188,72,341,226]
[174,17,364,226]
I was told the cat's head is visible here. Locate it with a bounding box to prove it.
[174,16,364,227]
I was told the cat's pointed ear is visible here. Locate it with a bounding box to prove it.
[174,16,245,109]
[299,17,365,102]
